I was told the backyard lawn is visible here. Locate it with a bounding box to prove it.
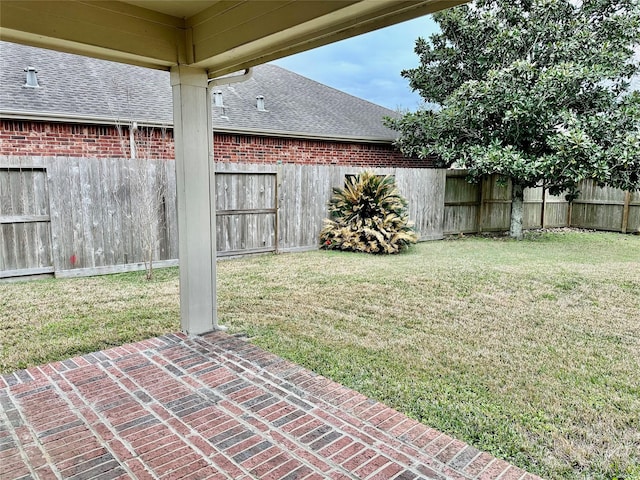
[1,230,639,480]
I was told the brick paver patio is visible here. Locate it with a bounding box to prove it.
[1,332,542,480]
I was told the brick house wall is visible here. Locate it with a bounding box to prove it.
[0,120,434,168]
[0,121,174,160]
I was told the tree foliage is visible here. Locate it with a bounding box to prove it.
[386,0,640,238]
[319,172,417,254]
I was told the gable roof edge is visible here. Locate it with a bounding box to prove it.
[0,110,397,144]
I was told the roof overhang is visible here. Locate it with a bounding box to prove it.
[0,0,465,77]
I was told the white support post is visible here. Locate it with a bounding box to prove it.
[170,65,221,334]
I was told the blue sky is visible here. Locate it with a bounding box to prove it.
[273,16,440,112]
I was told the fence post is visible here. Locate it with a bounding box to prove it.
[621,190,631,233]
[476,177,485,233]
[541,186,547,229]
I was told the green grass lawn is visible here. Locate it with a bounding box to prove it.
[1,231,639,480]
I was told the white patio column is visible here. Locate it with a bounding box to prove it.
[170,65,220,334]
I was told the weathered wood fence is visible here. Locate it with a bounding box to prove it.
[2,157,637,280]
[218,162,445,251]
[1,157,179,279]
[570,180,640,233]
[444,170,640,234]
[0,156,445,279]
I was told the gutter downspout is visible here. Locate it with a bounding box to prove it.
[207,68,253,88]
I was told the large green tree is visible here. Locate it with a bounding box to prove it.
[386,0,640,239]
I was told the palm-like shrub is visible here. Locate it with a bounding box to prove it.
[319,171,418,254]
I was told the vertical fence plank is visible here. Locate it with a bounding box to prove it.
[9,167,23,269]
[101,158,115,267]
[477,176,485,233]
[79,158,96,269]
[541,187,547,229]
[32,168,52,268]
[89,158,106,267]
[165,158,179,260]
[67,159,85,268]
[627,190,640,233]
[621,191,631,234]
[48,157,64,272]
[0,168,8,271]
[21,170,35,269]
[109,157,123,266]
[0,165,14,267]
[275,164,281,252]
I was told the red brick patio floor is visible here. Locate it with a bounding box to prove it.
[1,332,543,480]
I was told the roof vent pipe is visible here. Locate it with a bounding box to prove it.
[256,95,266,111]
[213,90,224,107]
[24,66,40,88]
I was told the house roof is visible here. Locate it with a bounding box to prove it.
[0,41,400,142]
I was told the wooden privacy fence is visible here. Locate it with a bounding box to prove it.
[0,156,445,279]
[570,181,640,233]
[1,156,179,279]
[2,157,637,280]
[444,170,640,234]
[228,162,445,251]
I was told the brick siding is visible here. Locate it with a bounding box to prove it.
[0,120,434,168]
[0,120,174,160]
[213,133,434,168]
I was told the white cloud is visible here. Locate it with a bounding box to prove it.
[272,16,439,110]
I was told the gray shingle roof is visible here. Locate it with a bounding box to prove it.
[0,41,399,142]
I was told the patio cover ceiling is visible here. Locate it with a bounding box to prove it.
[0,0,464,77]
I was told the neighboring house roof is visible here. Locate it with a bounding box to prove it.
[0,41,399,143]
